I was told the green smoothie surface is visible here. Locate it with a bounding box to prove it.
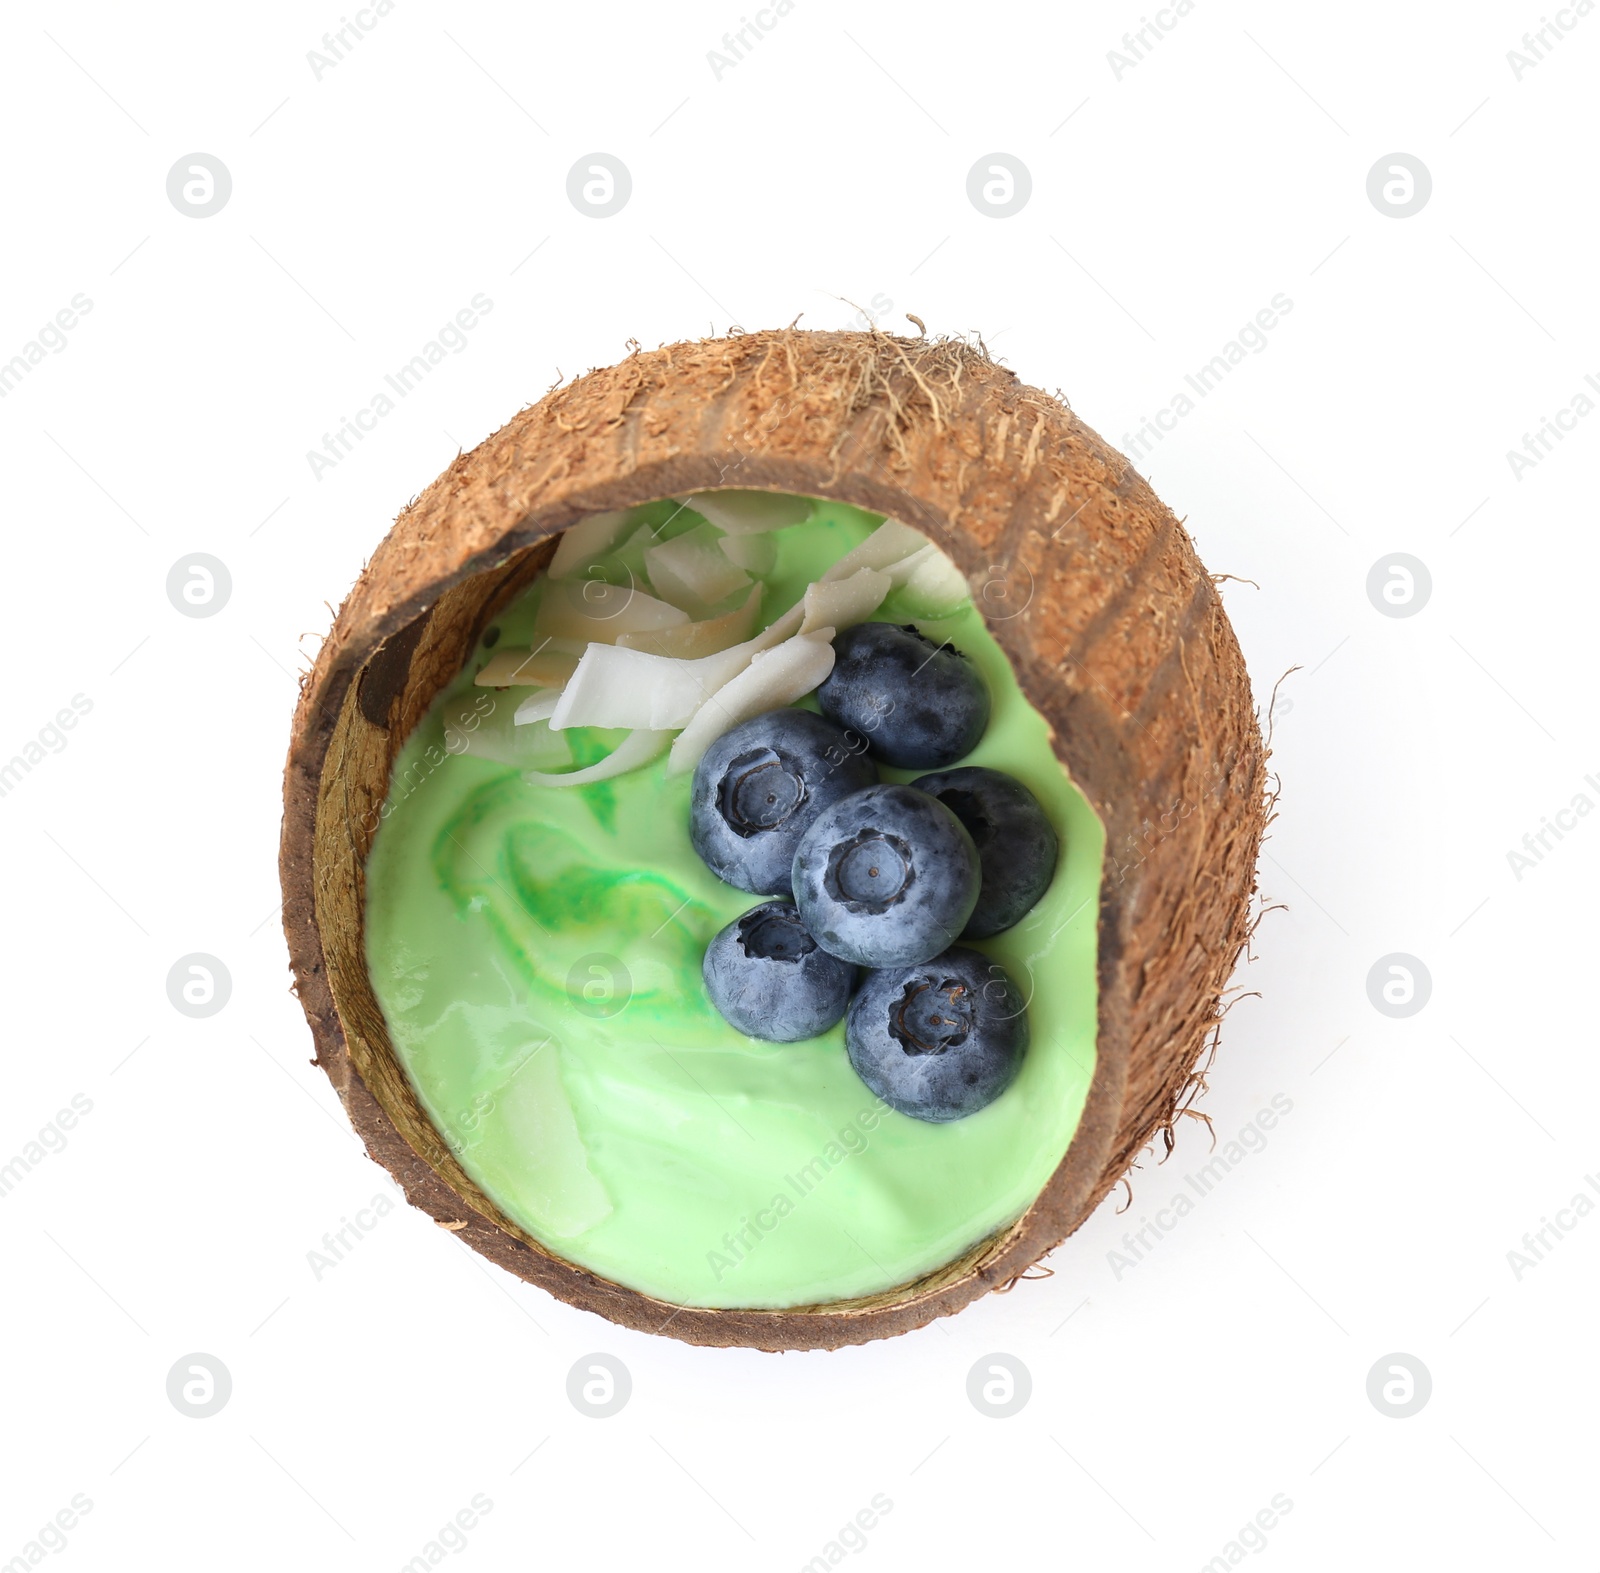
[363,499,1102,1308]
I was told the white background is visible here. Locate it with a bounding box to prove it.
[1,0,1595,1568]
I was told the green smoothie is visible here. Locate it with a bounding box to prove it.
[363,500,1103,1308]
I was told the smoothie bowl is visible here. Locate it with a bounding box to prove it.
[279,328,1265,1349]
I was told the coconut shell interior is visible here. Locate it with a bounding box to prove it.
[280,329,1266,1350]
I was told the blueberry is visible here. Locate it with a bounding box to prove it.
[791,783,979,968]
[702,900,855,1042]
[690,709,877,895]
[846,946,1028,1122]
[816,622,990,769]
[911,767,1060,937]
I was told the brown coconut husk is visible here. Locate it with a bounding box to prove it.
[279,327,1267,1350]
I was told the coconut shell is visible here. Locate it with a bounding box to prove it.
[279,328,1266,1350]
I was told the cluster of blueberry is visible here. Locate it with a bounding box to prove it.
[690,623,1059,1123]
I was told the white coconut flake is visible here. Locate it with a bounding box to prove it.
[798,566,891,634]
[718,533,776,574]
[549,634,771,732]
[644,523,752,610]
[512,689,562,725]
[750,599,804,649]
[570,607,815,731]
[667,630,836,776]
[884,541,936,586]
[524,727,672,787]
[547,510,635,579]
[679,490,813,535]
[474,646,581,688]
[901,547,970,614]
[617,582,762,658]
[549,646,688,731]
[533,578,689,645]
[819,518,928,582]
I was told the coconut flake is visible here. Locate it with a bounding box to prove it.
[475,646,581,688]
[884,542,936,586]
[667,630,837,776]
[567,611,813,733]
[718,533,776,574]
[819,518,928,583]
[512,689,563,725]
[644,523,752,610]
[533,577,689,645]
[547,510,635,579]
[548,646,690,732]
[679,490,813,535]
[548,633,769,732]
[798,566,890,635]
[901,547,970,614]
[524,727,672,788]
[617,582,762,658]
[749,599,804,649]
